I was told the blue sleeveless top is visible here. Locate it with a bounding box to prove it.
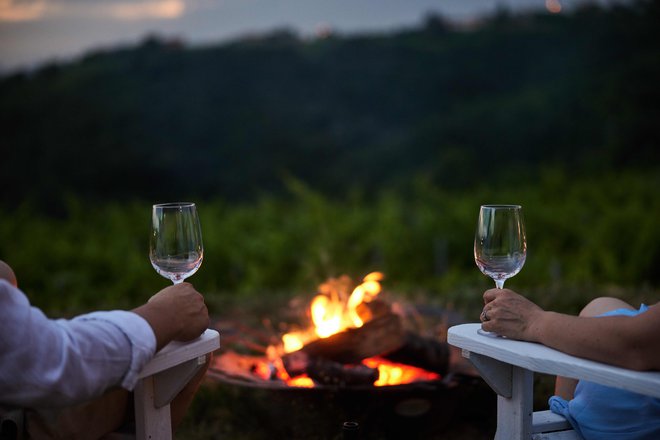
[549,305,660,440]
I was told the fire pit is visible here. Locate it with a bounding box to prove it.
[206,273,496,439]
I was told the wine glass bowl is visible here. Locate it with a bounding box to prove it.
[150,202,204,284]
[474,204,526,289]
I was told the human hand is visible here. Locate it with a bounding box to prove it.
[480,288,545,341]
[134,283,209,349]
[149,283,209,341]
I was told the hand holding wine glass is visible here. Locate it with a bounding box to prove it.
[150,202,204,284]
[474,204,527,289]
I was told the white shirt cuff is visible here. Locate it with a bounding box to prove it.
[77,310,157,390]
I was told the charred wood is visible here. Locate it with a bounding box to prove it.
[282,351,379,386]
[383,332,449,375]
[284,313,405,364]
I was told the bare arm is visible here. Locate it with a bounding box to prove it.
[481,289,660,371]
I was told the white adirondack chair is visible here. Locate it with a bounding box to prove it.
[447,323,660,440]
[132,328,220,440]
[0,330,220,440]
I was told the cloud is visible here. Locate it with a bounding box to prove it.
[109,0,185,20]
[0,0,186,22]
[0,0,48,21]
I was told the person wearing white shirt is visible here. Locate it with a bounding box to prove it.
[0,260,210,438]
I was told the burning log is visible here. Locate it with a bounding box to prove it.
[213,272,456,390]
[355,298,391,322]
[283,312,405,365]
[283,351,379,386]
[280,312,405,387]
[383,332,450,375]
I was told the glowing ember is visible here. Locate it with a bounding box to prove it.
[364,358,440,386]
[288,376,314,388]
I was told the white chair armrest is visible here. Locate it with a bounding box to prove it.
[134,328,220,440]
[448,323,660,440]
[448,323,660,398]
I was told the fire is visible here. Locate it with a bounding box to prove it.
[364,358,440,386]
[260,346,315,387]
[261,272,441,388]
[281,272,384,352]
[311,295,343,338]
[282,332,305,353]
[312,271,382,337]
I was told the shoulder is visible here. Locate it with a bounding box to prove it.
[0,279,31,309]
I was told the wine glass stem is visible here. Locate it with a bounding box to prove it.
[495,279,505,289]
[173,279,184,285]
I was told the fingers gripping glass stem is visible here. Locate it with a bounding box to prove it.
[475,204,526,337]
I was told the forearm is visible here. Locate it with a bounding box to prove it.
[132,302,182,351]
[1,281,157,407]
[1,311,155,407]
[483,289,660,371]
[531,311,654,370]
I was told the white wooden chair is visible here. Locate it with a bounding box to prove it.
[0,330,219,440]
[447,323,660,440]
[133,328,220,440]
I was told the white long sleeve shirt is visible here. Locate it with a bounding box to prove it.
[0,279,156,408]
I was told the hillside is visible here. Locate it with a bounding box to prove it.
[1,1,659,209]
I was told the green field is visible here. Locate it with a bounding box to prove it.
[2,170,658,320]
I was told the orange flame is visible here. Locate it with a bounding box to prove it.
[281,272,384,352]
[363,357,440,386]
[269,272,440,388]
[312,271,383,337]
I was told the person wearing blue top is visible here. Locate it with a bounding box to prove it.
[0,260,211,438]
[480,288,660,440]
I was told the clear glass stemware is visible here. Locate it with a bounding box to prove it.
[474,204,527,289]
[150,202,204,284]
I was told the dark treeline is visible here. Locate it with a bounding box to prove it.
[1,1,659,208]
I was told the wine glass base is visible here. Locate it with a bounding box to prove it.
[477,328,503,338]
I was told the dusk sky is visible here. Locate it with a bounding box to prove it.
[0,0,618,73]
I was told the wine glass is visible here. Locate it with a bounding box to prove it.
[474,204,526,289]
[150,202,204,284]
